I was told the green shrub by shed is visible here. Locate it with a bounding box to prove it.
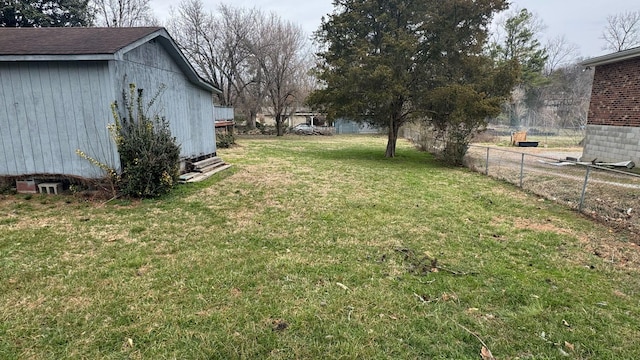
[112,84,180,198]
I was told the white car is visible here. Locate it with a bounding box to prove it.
[292,124,315,134]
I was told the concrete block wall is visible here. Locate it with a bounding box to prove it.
[581,124,640,163]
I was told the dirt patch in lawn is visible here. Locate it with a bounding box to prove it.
[513,217,584,240]
[513,217,640,271]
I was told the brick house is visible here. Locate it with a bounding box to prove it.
[580,48,640,164]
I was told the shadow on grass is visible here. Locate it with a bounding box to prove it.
[301,143,446,170]
[148,167,238,203]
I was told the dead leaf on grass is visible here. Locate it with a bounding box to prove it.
[195,309,214,317]
[614,290,627,297]
[564,341,575,352]
[481,346,495,360]
[441,292,458,302]
[336,282,350,291]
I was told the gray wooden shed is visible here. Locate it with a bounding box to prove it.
[0,27,221,179]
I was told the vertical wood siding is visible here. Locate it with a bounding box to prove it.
[0,39,215,178]
[117,40,216,159]
[0,61,119,177]
[214,106,235,121]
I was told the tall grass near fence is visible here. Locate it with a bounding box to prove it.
[465,145,640,238]
[402,123,586,152]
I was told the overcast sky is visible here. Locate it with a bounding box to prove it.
[153,0,638,60]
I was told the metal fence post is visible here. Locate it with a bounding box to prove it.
[579,167,592,213]
[519,153,525,188]
[485,147,490,175]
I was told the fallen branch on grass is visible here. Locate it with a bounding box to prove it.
[435,261,479,276]
[413,293,431,304]
[394,248,478,276]
[455,322,495,360]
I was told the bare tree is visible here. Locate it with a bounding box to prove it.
[167,0,226,103]
[552,63,593,130]
[218,4,268,129]
[534,61,593,138]
[169,1,271,128]
[544,35,579,75]
[168,1,258,108]
[296,54,320,111]
[254,13,308,136]
[92,0,157,27]
[169,2,310,131]
[602,10,640,52]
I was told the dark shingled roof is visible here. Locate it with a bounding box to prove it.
[0,27,163,55]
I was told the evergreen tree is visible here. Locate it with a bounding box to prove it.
[0,0,92,27]
[309,0,422,157]
[310,0,512,158]
[420,1,518,164]
[491,9,547,84]
[490,8,548,127]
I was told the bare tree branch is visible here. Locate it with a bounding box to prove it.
[92,0,157,27]
[602,10,640,52]
[545,35,579,76]
[255,13,309,135]
[169,2,311,131]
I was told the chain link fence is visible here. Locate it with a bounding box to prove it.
[464,145,640,238]
[401,124,639,238]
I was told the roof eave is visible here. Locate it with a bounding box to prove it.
[0,54,114,61]
[0,27,222,95]
[581,47,640,67]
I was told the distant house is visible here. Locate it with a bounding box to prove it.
[0,27,221,179]
[580,48,640,164]
[258,108,324,128]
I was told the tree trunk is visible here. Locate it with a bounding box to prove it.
[275,114,284,136]
[509,101,520,128]
[385,118,400,158]
[247,110,257,129]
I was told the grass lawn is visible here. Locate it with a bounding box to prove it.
[1,135,639,359]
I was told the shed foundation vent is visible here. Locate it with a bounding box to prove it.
[38,182,63,195]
